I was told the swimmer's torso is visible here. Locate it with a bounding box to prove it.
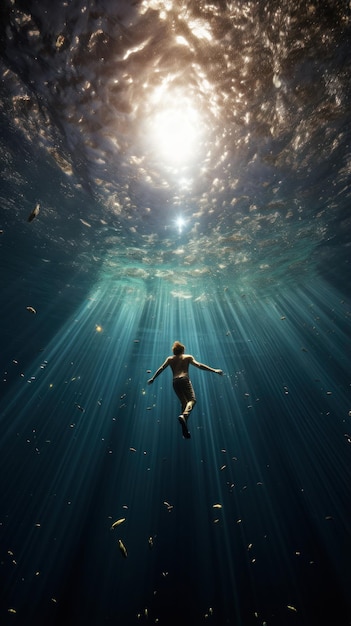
[169,354,192,379]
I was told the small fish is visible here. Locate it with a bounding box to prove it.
[118,539,128,558]
[28,203,40,222]
[26,306,37,314]
[110,518,126,530]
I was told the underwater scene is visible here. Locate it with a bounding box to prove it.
[0,1,350,625]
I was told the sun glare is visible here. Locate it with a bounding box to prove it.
[175,216,186,233]
[145,91,203,166]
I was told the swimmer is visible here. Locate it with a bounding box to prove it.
[148,341,223,439]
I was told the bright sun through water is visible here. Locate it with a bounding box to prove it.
[153,107,199,163]
[145,89,203,166]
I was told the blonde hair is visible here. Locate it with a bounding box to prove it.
[172,341,185,355]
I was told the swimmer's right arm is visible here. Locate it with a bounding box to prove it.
[147,358,171,384]
[190,356,223,375]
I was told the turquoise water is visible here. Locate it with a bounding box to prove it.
[1,2,351,625]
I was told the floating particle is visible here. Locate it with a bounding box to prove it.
[163,501,173,511]
[56,34,65,48]
[220,465,227,471]
[213,518,220,524]
[26,306,36,314]
[236,519,242,524]
[287,605,297,612]
[8,608,17,614]
[213,504,222,509]
[325,516,333,520]
[146,370,151,373]
[129,447,137,452]
[95,325,103,333]
[27,203,40,222]
[118,539,128,558]
[80,219,91,227]
[221,449,226,453]
[301,347,308,352]
[247,543,253,550]
[110,518,126,530]
[148,536,154,549]
[280,316,286,320]
[74,403,84,412]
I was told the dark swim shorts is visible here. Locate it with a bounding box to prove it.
[172,375,196,405]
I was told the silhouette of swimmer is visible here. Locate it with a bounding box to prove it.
[148,341,223,439]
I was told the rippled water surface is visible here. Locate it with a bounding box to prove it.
[0,1,350,625]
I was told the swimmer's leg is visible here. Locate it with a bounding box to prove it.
[183,399,196,421]
[178,414,191,439]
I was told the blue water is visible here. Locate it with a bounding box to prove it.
[1,2,351,625]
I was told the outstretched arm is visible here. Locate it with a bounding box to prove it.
[147,358,171,384]
[190,356,223,375]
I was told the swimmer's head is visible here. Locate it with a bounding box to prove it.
[172,341,185,355]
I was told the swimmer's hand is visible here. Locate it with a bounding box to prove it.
[147,378,154,385]
[216,369,223,375]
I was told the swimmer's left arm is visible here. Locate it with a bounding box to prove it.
[147,358,171,384]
